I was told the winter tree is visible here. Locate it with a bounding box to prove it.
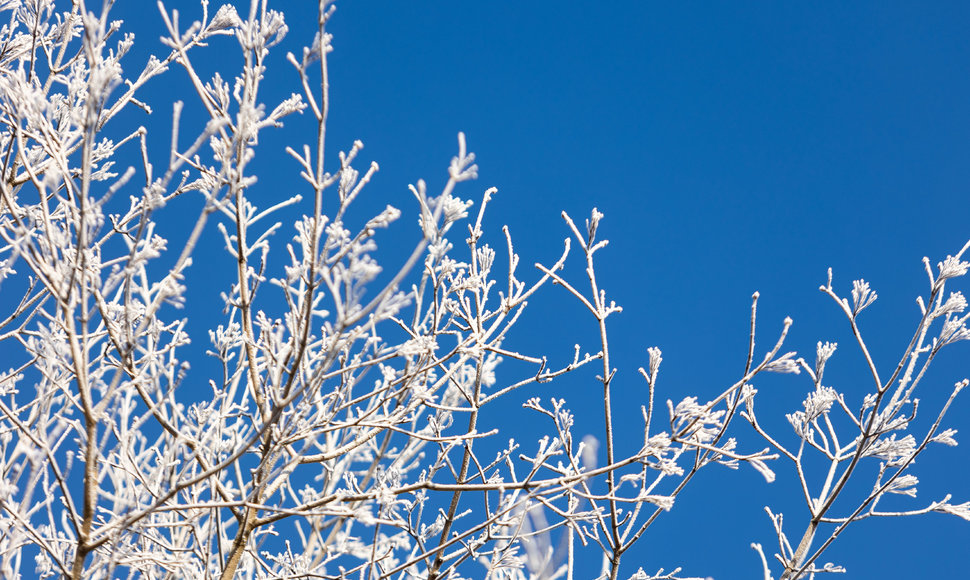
[0,1,967,579]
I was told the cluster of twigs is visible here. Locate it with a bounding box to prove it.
[0,2,966,579]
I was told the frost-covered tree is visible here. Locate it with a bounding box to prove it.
[0,1,967,579]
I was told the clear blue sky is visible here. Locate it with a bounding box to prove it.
[120,1,970,577]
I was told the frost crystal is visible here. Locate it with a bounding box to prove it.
[884,474,919,497]
[938,255,970,282]
[208,4,242,32]
[647,346,663,378]
[851,279,877,314]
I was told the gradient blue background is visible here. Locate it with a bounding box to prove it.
[112,1,970,578]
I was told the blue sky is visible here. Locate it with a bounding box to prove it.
[118,1,970,577]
